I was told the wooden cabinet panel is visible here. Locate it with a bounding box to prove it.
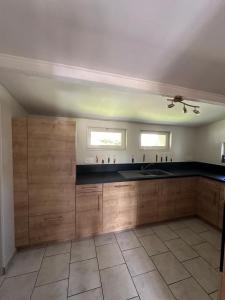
[29,211,75,244]
[28,116,76,184]
[29,184,75,216]
[12,118,29,247]
[220,272,225,300]
[76,184,103,194]
[175,178,196,217]
[14,192,29,246]
[103,182,138,233]
[76,192,102,237]
[197,178,220,227]
[137,180,159,225]
[158,179,178,221]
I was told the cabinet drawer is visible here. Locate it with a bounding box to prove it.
[103,181,138,193]
[29,184,75,216]
[29,211,75,244]
[76,192,101,212]
[76,184,103,194]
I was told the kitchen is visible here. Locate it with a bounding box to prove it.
[0,1,225,300]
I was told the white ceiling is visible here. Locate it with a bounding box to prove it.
[1,71,225,127]
[1,0,225,94]
[1,0,225,125]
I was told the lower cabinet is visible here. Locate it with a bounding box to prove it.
[103,181,138,233]
[137,180,159,225]
[29,211,75,244]
[76,184,103,237]
[197,178,221,227]
[175,178,197,217]
[158,179,177,221]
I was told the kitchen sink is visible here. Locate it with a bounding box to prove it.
[119,169,174,179]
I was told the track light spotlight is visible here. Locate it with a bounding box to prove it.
[193,107,200,114]
[183,105,187,113]
[168,101,175,108]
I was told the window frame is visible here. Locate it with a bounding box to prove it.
[139,130,171,150]
[87,127,127,150]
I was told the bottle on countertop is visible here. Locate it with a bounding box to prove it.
[156,154,158,162]
[96,155,98,163]
[143,154,146,162]
[108,157,110,164]
[132,156,135,163]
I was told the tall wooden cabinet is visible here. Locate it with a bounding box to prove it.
[12,118,29,247]
[13,116,76,246]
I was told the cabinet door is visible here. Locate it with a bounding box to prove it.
[76,186,103,237]
[219,188,225,230]
[176,178,196,217]
[12,118,29,247]
[158,179,178,221]
[103,182,138,233]
[197,178,219,226]
[29,211,75,244]
[29,184,75,216]
[28,116,76,184]
[137,180,159,225]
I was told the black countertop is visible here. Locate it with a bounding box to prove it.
[76,162,225,185]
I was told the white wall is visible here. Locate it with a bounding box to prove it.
[195,118,225,165]
[76,118,196,164]
[0,85,26,268]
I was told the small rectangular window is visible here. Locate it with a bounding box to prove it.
[140,131,170,149]
[88,127,126,150]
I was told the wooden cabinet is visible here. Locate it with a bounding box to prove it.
[197,178,221,227]
[103,181,139,233]
[220,272,225,300]
[13,116,76,247]
[12,118,29,247]
[137,180,159,225]
[29,211,75,244]
[76,184,103,238]
[28,116,76,184]
[158,179,178,221]
[175,177,196,217]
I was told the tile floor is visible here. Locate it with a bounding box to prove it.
[0,217,221,300]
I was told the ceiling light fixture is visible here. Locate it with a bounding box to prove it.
[168,101,175,108]
[167,95,200,115]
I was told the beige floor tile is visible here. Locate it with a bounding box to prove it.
[100,264,137,300]
[133,225,154,237]
[68,258,100,296]
[32,279,68,300]
[96,243,124,269]
[94,233,116,246]
[0,272,37,300]
[165,238,198,262]
[169,277,211,300]
[45,241,71,257]
[200,230,222,250]
[123,247,155,276]
[36,253,69,286]
[71,238,96,263]
[175,228,205,246]
[167,220,188,231]
[152,252,190,284]
[210,291,218,300]
[183,257,219,294]
[0,275,5,287]
[185,219,211,234]
[193,242,220,268]
[7,248,45,276]
[152,224,178,241]
[133,270,175,300]
[68,288,103,300]
[139,234,168,256]
[116,231,141,250]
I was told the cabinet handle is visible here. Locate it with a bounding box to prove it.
[97,195,100,210]
[114,184,131,188]
[44,216,63,222]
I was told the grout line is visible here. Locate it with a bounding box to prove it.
[94,235,104,300]
[66,240,72,298]
[114,233,141,299]
[30,246,47,300]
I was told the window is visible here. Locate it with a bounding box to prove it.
[140,131,170,149]
[88,127,126,150]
